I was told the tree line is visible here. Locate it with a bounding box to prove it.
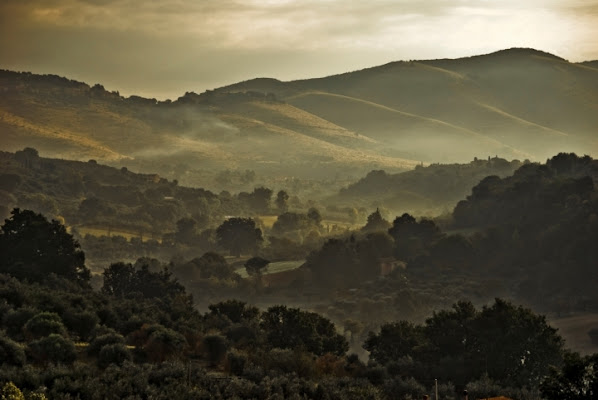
[0,208,596,399]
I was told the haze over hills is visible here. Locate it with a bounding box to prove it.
[221,48,598,162]
[1,48,597,188]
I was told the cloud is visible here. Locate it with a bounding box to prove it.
[1,0,597,99]
[0,1,564,49]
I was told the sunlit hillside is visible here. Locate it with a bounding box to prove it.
[1,48,597,186]
[0,72,418,184]
[221,48,598,162]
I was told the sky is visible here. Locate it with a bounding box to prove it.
[1,0,598,100]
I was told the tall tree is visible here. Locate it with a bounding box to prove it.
[362,208,391,233]
[275,190,289,212]
[174,217,198,246]
[541,351,598,400]
[261,305,348,356]
[0,208,89,284]
[216,217,263,257]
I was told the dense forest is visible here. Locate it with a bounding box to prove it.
[332,156,523,215]
[1,147,598,398]
[1,149,597,315]
[0,208,596,399]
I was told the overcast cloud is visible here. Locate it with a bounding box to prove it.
[1,0,597,99]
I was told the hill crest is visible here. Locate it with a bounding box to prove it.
[1,47,597,188]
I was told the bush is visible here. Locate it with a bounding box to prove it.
[364,363,387,386]
[62,310,99,341]
[137,325,187,363]
[87,332,125,356]
[260,348,316,378]
[27,334,77,364]
[465,374,504,399]
[382,376,427,400]
[0,275,26,307]
[3,307,36,341]
[0,382,25,400]
[25,393,47,400]
[226,351,247,376]
[98,343,132,368]
[203,335,227,367]
[23,312,66,339]
[0,333,26,367]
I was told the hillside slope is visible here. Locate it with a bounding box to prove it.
[220,48,598,162]
[0,71,417,183]
[1,48,597,184]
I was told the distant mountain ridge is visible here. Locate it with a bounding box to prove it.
[217,48,598,162]
[1,48,597,185]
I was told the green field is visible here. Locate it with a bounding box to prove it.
[71,226,162,242]
[234,260,304,278]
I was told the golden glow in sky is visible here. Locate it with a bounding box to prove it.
[1,0,597,99]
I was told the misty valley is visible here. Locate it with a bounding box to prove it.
[1,49,598,400]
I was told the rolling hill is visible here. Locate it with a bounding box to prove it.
[220,48,598,162]
[1,48,597,187]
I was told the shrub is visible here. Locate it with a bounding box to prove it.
[0,332,26,367]
[382,376,426,400]
[23,312,66,340]
[226,351,247,376]
[202,335,227,367]
[143,326,187,363]
[62,310,99,341]
[3,307,36,341]
[27,334,77,364]
[87,332,125,356]
[0,382,25,400]
[97,343,132,368]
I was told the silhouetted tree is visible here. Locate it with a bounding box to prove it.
[474,298,564,387]
[14,147,39,168]
[363,320,425,365]
[102,261,187,300]
[0,209,89,284]
[242,187,273,213]
[271,212,312,236]
[364,299,565,388]
[97,343,132,368]
[174,217,198,246]
[541,351,598,400]
[362,208,391,233]
[208,300,259,324]
[203,335,228,367]
[216,217,263,257]
[23,312,67,339]
[275,190,289,212]
[0,333,26,367]
[261,305,348,356]
[27,334,77,365]
[307,207,323,226]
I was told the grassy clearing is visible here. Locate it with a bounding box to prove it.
[72,226,162,242]
[234,260,304,278]
[257,215,278,228]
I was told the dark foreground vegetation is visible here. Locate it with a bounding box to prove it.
[0,204,597,399]
[1,151,598,399]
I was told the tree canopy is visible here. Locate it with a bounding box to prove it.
[216,217,263,257]
[0,208,89,284]
[261,305,349,356]
[364,299,564,388]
